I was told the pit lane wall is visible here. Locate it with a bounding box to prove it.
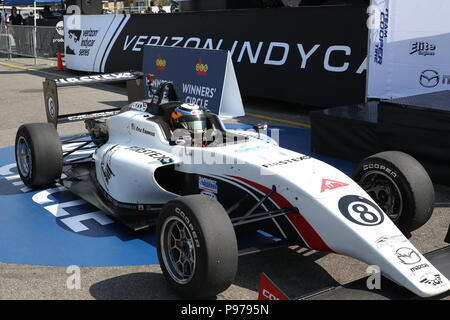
[64,6,368,107]
[368,0,450,99]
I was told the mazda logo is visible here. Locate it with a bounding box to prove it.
[396,247,421,265]
[420,70,440,88]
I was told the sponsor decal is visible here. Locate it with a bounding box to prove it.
[126,146,174,164]
[410,41,436,56]
[374,234,408,249]
[198,177,218,194]
[258,273,289,300]
[56,72,135,85]
[410,263,429,273]
[373,7,389,65]
[234,145,269,153]
[395,247,421,265]
[195,58,208,76]
[338,195,384,226]
[262,156,310,168]
[129,101,148,113]
[419,273,443,286]
[66,111,119,121]
[130,123,155,136]
[66,28,99,57]
[155,54,166,70]
[200,190,217,200]
[56,21,64,37]
[320,179,349,193]
[100,145,119,189]
[420,70,440,88]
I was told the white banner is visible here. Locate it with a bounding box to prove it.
[368,0,450,99]
[64,14,129,72]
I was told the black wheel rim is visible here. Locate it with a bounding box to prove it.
[160,216,196,284]
[358,171,403,222]
[16,136,32,178]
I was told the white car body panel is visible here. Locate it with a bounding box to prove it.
[92,108,450,298]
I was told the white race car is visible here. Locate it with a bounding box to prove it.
[15,72,449,299]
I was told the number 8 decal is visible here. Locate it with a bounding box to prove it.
[338,195,384,226]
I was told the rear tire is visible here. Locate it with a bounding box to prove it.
[15,123,62,188]
[157,195,238,299]
[353,151,434,233]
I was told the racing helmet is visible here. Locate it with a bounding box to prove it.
[170,103,207,135]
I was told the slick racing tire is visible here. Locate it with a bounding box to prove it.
[157,195,238,299]
[353,151,434,234]
[15,123,63,189]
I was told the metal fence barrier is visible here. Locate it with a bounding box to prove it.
[0,25,64,62]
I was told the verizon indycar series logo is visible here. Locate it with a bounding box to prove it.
[66,29,99,57]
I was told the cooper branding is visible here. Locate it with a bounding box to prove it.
[175,207,200,247]
[373,7,389,65]
[363,163,397,178]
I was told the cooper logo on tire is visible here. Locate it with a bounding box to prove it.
[175,207,200,247]
[338,195,384,226]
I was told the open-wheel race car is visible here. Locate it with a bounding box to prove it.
[15,72,450,299]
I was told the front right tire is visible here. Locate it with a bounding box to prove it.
[353,151,434,233]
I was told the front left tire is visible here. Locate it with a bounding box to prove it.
[156,195,238,299]
[15,123,62,188]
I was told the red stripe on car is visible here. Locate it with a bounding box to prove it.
[228,175,334,253]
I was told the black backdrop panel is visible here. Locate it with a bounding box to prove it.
[105,6,368,107]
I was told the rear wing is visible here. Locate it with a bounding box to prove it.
[43,71,145,127]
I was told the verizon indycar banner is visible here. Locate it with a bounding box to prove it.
[65,6,368,107]
[368,0,450,99]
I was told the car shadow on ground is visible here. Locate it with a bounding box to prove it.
[89,272,180,300]
[89,246,338,300]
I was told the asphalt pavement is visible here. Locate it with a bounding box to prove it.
[0,58,449,300]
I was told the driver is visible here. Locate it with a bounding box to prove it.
[170,103,207,147]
